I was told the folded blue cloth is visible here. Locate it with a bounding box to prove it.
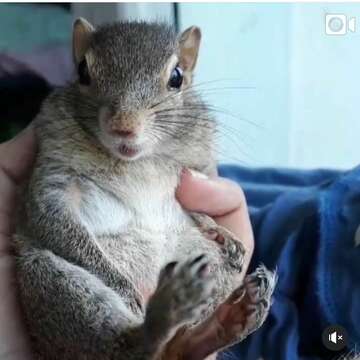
[218,165,360,360]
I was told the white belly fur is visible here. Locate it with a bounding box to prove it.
[74,171,199,298]
[76,172,191,256]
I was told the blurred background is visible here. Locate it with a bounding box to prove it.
[1,3,360,169]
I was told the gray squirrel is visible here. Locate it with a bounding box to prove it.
[15,18,276,360]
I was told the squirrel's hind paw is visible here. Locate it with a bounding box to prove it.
[181,265,277,359]
[216,265,277,346]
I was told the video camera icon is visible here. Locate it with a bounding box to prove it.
[322,325,348,351]
[325,14,356,35]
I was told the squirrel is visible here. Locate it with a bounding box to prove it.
[15,18,277,360]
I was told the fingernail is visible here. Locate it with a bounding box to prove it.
[189,169,208,180]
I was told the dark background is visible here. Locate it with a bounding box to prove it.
[0,3,73,142]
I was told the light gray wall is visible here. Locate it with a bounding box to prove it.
[180,3,360,169]
[288,4,360,169]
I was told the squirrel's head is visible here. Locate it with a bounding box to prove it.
[72,18,213,162]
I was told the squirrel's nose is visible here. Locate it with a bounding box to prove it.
[112,129,135,138]
[109,112,143,139]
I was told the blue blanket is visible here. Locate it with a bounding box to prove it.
[218,165,360,360]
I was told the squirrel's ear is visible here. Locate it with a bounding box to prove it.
[178,26,201,72]
[73,17,95,64]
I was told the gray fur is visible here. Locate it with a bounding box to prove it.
[90,22,176,103]
[15,20,275,359]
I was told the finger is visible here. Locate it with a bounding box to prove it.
[0,212,14,239]
[176,169,254,257]
[176,169,246,217]
[0,237,34,359]
[0,168,18,214]
[0,125,36,184]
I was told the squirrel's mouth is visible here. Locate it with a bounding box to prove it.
[118,144,141,158]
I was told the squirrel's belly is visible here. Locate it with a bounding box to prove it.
[77,180,192,272]
[98,224,217,303]
[77,180,216,260]
[76,177,218,300]
[77,174,188,239]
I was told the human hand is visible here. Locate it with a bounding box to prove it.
[161,173,255,359]
[0,126,36,359]
[176,169,254,273]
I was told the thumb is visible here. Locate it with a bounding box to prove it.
[176,169,246,217]
[176,169,254,256]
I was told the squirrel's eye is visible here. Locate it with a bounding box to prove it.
[78,58,91,86]
[168,66,183,89]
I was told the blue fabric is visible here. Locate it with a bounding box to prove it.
[218,164,360,360]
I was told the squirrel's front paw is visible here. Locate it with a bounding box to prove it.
[145,255,216,336]
[191,212,246,272]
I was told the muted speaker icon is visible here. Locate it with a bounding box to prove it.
[329,331,338,344]
[322,325,348,351]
